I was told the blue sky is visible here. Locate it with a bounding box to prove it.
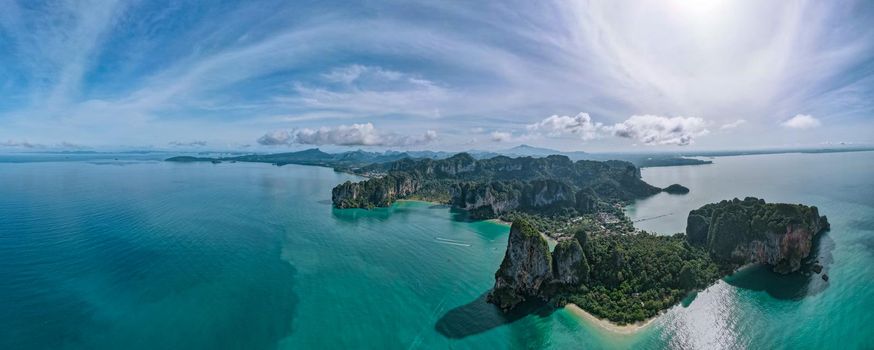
[1,0,873,152]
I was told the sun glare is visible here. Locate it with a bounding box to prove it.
[670,0,729,18]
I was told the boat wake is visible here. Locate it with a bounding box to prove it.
[434,237,471,247]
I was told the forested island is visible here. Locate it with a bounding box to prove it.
[331,153,691,236]
[166,148,412,169]
[489,198,829,324]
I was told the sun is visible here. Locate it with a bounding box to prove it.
[669,0,729,18]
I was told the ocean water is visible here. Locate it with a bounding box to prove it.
[0,152,872,349]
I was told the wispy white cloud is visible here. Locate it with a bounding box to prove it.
[0,140,87,149]
[781,114,821,129]
[322,64,404,84]
[0,1,871,150]
[0,140,43,149]
[59,141,88,149]
[611,115,709,146]
[526,113,607,140]
[258,123,437,147]
[525,112,710,146]
[490,131,513,142]
[720,119,747,130]
[0,0,127,107]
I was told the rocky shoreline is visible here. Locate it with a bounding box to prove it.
[686,197,830,274]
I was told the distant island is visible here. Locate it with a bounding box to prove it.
[489,197,829,325]
[663,183,690,194]
[165,145,714,170]
[164,144,874,173]
[166,148,412,169]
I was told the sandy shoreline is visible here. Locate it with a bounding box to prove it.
[486,218,512,226]
[483,215,651,333]
[564,303,657,334]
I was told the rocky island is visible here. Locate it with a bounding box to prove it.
[686,197,829,273]
[332,153,670,237]
[488,220,555,310]
[486,197,829,325]
[488,219,719,323]
[663,183,690,194]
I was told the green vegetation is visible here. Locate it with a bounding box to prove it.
[498,206,633,239]
[689,197,826,248]
[686,197,829,273]
[512,219,544,241]
[165,156,213,162]
[164,145,874,172]
[333,153,664,238]
[490,197,829,324]
[662,183,690,194]
[555,232,719,324]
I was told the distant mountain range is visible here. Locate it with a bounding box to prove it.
[383,144,589,161]
[495,144,589,159]
[165,144,713,169]
[165,144,874,170]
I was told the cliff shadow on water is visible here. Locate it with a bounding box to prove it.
[330,202,451,224]
[448,206,480,223]
[434,293,554,339]
[723,230,835,300]
[331,207,393,224]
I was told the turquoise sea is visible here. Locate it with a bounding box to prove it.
[1,151,872,349]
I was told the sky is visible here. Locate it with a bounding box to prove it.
[1,0,873,153]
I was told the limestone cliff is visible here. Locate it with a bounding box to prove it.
[449,182,521,219]
[332,153,662,211]
[489,220,594,311]
[527,180,576,208]
[551,239,589,285]
[450,180,600,219]
[574,188,599,214]
[686,197,830,273]
[487,220,553,310]
[331,174,421,209]
[488,198,830,322]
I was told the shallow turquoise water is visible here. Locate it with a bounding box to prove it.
[626,151,874,349]
[1,152,872,349]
